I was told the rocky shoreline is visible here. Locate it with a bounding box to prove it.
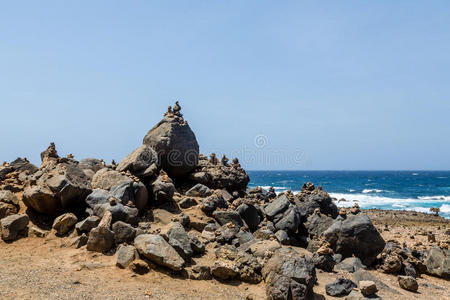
[0,104,449,300]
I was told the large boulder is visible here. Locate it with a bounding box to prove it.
[151,172,175,203]
[264,194,291,219]
[0,214,29,241]
[0,190,20,219]
[23,158,91,215]
[262,248,316,300]
[213,210,244,228]
[274,206,301,234]
[165,222,193,259]
[91,168,132,190]
[237,203,261,232]
[304,212,334,237]
[426,246,450,279]
[189,155,249,191]
[134,234,185,271]
[143,114,199,178]
[323,214,385,266]
[87,210,114,253]
[116,145,159,179]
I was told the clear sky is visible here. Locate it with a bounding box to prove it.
[1,1,449,170]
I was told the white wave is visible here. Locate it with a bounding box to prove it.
[362,189,383,194]
[330,193,450,209]
[418,195,450,201]
[392,203,407,208]
[348,189,356,192]
[412,173,419,176]
[440,204,450,213]
[405,207,431,214]
[260,186,287,191]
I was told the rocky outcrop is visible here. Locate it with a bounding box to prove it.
[262,248,316,300]
[22,149,91,215]
[143,113,199,178]
[189,155,249,191]
[295,183,338,218]
[116,145,159,179]
[323,214,385,266]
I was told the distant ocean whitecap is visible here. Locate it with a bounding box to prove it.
[362,189,383,194]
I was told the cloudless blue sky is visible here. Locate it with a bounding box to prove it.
[1,1,449,170]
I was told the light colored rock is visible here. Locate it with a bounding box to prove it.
[359,280,377,296]
[52,213,78,235]
[0,214,29,241]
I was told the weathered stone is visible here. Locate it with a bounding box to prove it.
[75,216,100,233]
[213,210,244,228]
[359,280,377,296]
[179,197,197,209]
[52,213,78,235]
[116,245,137,269]
[0,214,29,241]
[323,214,385,266]
[143,114,199,178]
[112,221,136,244]
[0,191,19,219]
[274,230,290,245]
[249,240,281,258]
[304,212,333,237]
[186,184,211,197]
[70,234,88,249]
[110,181,148,212]
[295,183,338,218]
[274,206,301,234]
[312,253,336,272]
[264,194,290,219]
[166,222,193,259]
[91,168,131,190]
[262,248,316,300]
[116,145,159,179]
[87,211,114,253]
[134,234,185,271]
[211,260,239,280]
[237,203,261,231]
[201,194,227,214]
[426,246,450,279]
[336,257,366,273]
[325,278,357,297]
[397,275,418,292]
[188,265,212,280]
[151,173,175,203]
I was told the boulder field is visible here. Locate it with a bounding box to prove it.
[0,103,448,300]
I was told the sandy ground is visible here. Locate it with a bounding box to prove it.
[0,209,449,300]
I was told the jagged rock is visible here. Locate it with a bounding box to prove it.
[215,224,240,244]
[336,257,366,273]
[70,234,88,248]
[359,280,377,296]
[165,222,193,259]
[0,190,20,219]
[134,234,185,271]
[325,278,357,297]
[304,212,333,237]
[426,246,450,279]
[87,211,114,253]
[0,214,29,241]
[189,155,249,191]
[264,194,290,219]
[116,245,137,269]
[178,197,197,208]
[9,157,38,174]
[79,158,104,178]
[112,221,136,244]
[143,114,199,178]
[275,230,290,245]
[312,253,336,272]
[75,216,100,233]
[295,183,338,218]
[213,211,244,228]
[274,206,301,234]
[110,181,148,212]
[214,189,234,203]
[397,275,418,292]
[188,265,212,280]
[186,184,211,197]
[249,240,281,258]
[262,248,316,300]
[129,260,150,275]
[237,203,261,232]
[201,194,227,214]
[234,230,254,246]
[211,260,239,280]
[151,172,175,203]
[323,214,385,266]
[380,254,402,273]
[23,157,91,215]
[116,145,159,179]
[52,213,78,235]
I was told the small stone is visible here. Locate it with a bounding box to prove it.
[359,280,377,296]
[52,213,78,235]
[116,245,137,269]
[398,275,418,292]
[129,260,150,275]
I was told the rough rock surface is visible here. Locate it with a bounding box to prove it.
[116,145,159,179]
[151,172,175,203]
[262,248,316,300]
[295,183,338,218]
[165,222,193,259]
[134,234,185,271]
[323,214,385,266]
[52,213,78,235]
[23,156,91,215]
[325,278,357,297]
[143,115,199,178]
[87,211,114,253]
[116,245,137,269]
[426,246,450,279]
[0,214,29,241]
[0,190,20,219]
[397,275,418,292]
[186,183,211,197]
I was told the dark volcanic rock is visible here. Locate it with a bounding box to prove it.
[166,222,193,260]
[213,210,244,228]
[116,145,159,179]
[336,257,366,273]
[325,278,357,297]
[264,194,290,219]
[236,203,261,232]
[116,244,137,269]
[112,221,136,245]
[143,114,199,178]
[262,248,316,300]
[274,206,301,234]
[186,183,211,197]
[75,216,100,233]
[295,183,338,218]
[304,212,333,237]
[151,172,175,203]
[323,214,385,266]
[201,194,228,214]
[312,253,336,272]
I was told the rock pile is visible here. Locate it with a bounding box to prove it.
[0,103,399,300]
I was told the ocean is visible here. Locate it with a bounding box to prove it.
[247,171,450,219]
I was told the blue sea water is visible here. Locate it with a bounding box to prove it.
[247,171,450,219]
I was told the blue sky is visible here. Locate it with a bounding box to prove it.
[1,1,449,170]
